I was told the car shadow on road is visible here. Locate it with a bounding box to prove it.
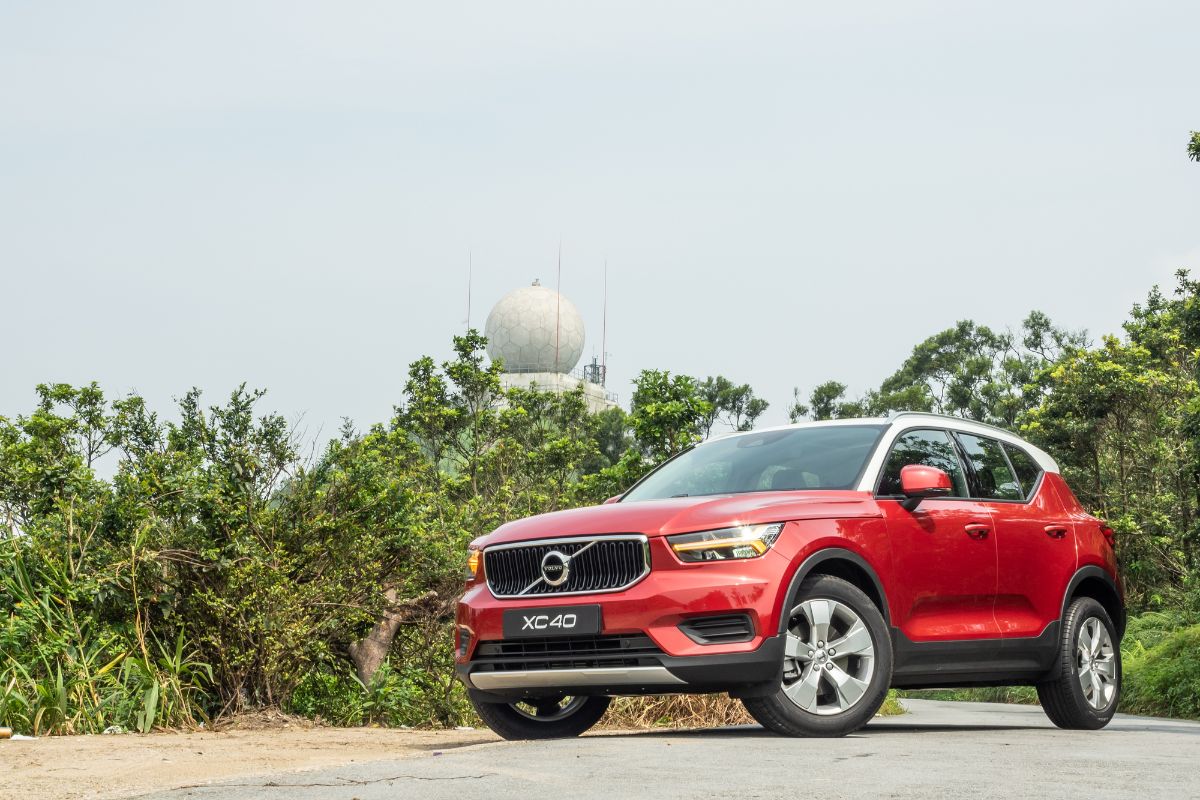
[596,721,1047,739]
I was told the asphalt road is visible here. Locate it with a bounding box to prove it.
[141,700,1200,800]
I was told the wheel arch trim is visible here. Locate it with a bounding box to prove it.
[1062,565,1126,639]
[777,547,890,634]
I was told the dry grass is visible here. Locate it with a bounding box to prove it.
[603,690,906,729]
[210,708,319,731]
[602,694,755,729]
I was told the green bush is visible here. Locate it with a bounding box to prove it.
[287,670,364,726]
[287,659,476,729]
[899,686,1039,705]
[388,623,477,727]
[1121,624,1200,720]
[1123,610,1195,650]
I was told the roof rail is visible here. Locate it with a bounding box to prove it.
[884,410,1017,436]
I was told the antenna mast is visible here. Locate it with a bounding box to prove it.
[555,240,562,370]
[466,248,473,331]
[601,259,608,385]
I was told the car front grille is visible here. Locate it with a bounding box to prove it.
[483,535,649,597]
[472,634,664,672]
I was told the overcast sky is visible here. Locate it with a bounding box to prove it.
[2,1,1197,442]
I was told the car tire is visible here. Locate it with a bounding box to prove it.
[468,693,611,740]
[742,574,893,737]
[1037,597,1121,730]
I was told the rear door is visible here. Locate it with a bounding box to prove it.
[955,433,1077,639]
[876,428,1001,642]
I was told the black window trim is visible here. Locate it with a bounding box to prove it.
[874,424,1041,506]
[951,430,1040,506]
[950,430,1025,505]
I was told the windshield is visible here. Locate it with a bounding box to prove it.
[621,425,886,502]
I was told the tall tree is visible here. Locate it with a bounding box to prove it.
[1023,273,1200,604]
[792,312,1085,428]
[698,376,769,437]
[629,370,712,462]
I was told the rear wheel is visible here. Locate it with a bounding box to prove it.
[742,575,892,737]
[469,693,611,740]
[1037,597,1120,729]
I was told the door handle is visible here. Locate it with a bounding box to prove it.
[1044,525,1069,539]
[964,523,990,540]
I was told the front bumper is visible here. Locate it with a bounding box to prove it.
[455,539,792,699]
[456,634,786,700]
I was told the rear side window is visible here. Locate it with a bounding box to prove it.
[877,429,969,498]
[956,433,1022,501]
[1002,442,1044,499]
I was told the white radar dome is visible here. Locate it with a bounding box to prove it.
[484,281,586,373]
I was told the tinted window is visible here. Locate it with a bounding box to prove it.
[877,429,969,498]
[957,433,1022,501]
[621,425,885,502]
[1002,442,1043,499]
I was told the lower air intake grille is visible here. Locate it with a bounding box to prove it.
[678,613,756,645]
[472,635,664,672]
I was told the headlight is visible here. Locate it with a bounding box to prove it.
[668,523,785,562]
[466,546,482,579]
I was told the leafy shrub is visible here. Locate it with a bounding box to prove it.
[356,663,421,726]
[287,670,363,726]
[1121,624,1200,720]
[287,659,475,729]
[900,686,1039,705]
[388,622,476,727]
[1123,610,1195,650]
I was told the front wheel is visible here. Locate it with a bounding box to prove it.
[742,574,893,737]
[469,693,611,740]
[1036,597,1120,729]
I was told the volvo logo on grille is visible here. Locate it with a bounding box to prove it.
[540,550,571,586]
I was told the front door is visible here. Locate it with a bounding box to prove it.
[875,428,1001,643]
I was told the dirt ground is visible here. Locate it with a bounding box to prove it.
[0,720,500,800]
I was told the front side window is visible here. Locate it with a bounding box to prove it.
[876,428,969,498]
[957,433,1022,501]
[621,425,886,502]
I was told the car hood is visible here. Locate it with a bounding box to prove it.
[475,491,880,548]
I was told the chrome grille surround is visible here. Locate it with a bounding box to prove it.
[483,534,650,598]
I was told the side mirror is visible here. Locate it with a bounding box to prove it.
[603,494,622,505]
[899,464,952,511]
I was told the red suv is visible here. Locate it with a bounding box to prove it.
[456,413,1123,738]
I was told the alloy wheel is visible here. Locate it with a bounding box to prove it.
[1076,617,1117,710]
[781,598,877,716]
